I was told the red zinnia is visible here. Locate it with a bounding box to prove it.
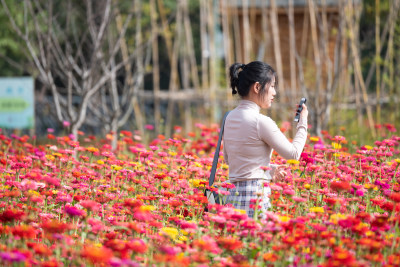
[389,192,400,203]
[330,181,351,192]
[11,225,36,239]
[0,209,25,222]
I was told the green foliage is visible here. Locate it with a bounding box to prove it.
[359,0,394,92]
[0,0,28,76]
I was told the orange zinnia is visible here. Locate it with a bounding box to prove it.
[263,252,278,262]
[81,245,113,264]
[217,237,243,251]
[41,220,70,234]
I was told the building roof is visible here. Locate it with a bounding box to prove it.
[225,0,360,8]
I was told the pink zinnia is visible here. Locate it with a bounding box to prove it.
[292,196,307,202]
[80,200,100,212]
[65,206,85,217]
[355,189,365,197]
[145,124,154,130]
[283,188,295,196]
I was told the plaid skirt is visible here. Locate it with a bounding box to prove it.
[225,179,271,219]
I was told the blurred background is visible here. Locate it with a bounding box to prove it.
[0,0,399,144]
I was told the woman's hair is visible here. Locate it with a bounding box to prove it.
[229,61,278,98]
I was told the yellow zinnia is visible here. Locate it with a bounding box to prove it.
[140,205,156,212]
[332,142,342,149]
[160,227,179,240]
[111,165,123,171]
[279,215,291,222]
[287,159,299,165]
[309,207,324,213]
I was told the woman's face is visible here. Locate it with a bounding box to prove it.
[259,78,276,109]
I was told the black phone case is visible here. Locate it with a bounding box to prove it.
[294,98,307,122]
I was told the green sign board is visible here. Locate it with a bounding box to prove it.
[0,77,34,129]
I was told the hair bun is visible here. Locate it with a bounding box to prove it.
[229,63,243,96]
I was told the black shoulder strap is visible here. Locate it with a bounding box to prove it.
[208,111,230,187]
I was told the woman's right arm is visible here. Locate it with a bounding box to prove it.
[258,105,308,160]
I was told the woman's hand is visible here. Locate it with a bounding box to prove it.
[273,165,287,181]
[300,103,308,119]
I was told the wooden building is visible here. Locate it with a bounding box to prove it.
[222,0,360,97]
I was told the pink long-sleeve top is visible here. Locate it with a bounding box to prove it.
[223,100,308,183]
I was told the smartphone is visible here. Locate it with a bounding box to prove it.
[294,98,307,122]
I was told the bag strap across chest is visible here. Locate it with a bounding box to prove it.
[209,111,230,187]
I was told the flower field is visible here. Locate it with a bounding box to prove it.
[0,124,400,267]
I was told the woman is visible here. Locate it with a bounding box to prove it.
[223,61,308,219]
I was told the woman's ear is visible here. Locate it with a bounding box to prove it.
[252,82,260,94]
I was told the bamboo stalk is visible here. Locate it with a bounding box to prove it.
[387,2,396,121]
[232,7,242,62]
[375,0,381,125]
[300,7,309,60]
[242,0,251,63]
[270,0,285,103]
[344,0,376,138]
[115,3,144,136]
[320,0,337,130]
[200,0,209,89]
[354,69,363,135]
[133,0,145,136]
[220,0,234,109]
[182,0,200,90]
[207,0,218,122]
[156,0,173,61]
[165,0,183,137]
[307,0,321,100]
[181,0,191,134]
[261,2,270,63]
[288,0,297,98]
[150,0,161,134]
